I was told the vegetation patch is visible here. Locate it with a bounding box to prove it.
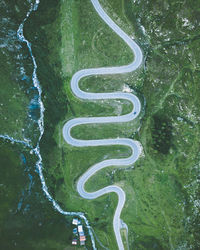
[1,0,199,249]
[152,114,172,154]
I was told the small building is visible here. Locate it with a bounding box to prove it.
[79,231,84,236]
[73,228,78,234]
[72,218,79,225]
[80,240,85,246]
[72,239,77,245]
[80,235,86,241]
[78,225,83,233]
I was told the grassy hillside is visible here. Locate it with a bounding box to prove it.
[22,0,200,249]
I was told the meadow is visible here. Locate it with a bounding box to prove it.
[1,0,199,249]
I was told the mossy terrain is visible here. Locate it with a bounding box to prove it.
[1,0,199,249]
[1,0,77,249]
[0,0,29,139]
[0,139,75,250]
[24,0,200,248]
[0,0,42,144]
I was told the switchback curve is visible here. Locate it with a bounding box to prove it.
[63,0,143,249]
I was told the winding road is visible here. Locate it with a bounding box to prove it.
[63,0,143,249]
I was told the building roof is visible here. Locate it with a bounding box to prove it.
[78,225,83,232]
[72,239,77,245]
[80,236,86,241]
[72,218,79,225]
[73,228,78,233]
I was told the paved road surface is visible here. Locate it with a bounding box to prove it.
[63,0,143,249]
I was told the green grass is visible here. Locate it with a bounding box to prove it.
[0,139,75,250]
[60,0,133,72]
[0,0,44,143]
[57,1,142,247]
[21,0,200,249]
[0,43,29,139]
